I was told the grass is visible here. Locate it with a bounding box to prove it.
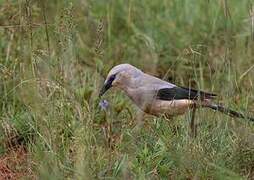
[0,0,254,179]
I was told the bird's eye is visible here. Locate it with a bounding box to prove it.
[109,74,116,81]
[107,74,116,85]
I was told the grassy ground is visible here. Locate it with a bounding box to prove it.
[0,0,254,179]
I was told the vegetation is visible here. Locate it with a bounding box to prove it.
[0,0,254,179]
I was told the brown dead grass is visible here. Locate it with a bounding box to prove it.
[0,146,34,180]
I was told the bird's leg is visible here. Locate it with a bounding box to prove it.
[190,104,197,138]
[133,110,145,134]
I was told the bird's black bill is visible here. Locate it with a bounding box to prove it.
[99,74,116,97]
[99,82,112,97]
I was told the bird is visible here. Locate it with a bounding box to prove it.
[99,64,253,135]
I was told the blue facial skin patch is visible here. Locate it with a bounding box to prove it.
[99,99,109,111]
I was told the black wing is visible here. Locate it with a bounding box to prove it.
[156,86,216,101]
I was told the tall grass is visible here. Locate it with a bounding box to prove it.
[0,0,254,179]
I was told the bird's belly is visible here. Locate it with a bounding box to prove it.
[146,99,195,117]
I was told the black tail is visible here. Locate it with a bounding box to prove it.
[206,104,254,122]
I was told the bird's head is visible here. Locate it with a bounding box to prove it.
[99,63,142,97]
